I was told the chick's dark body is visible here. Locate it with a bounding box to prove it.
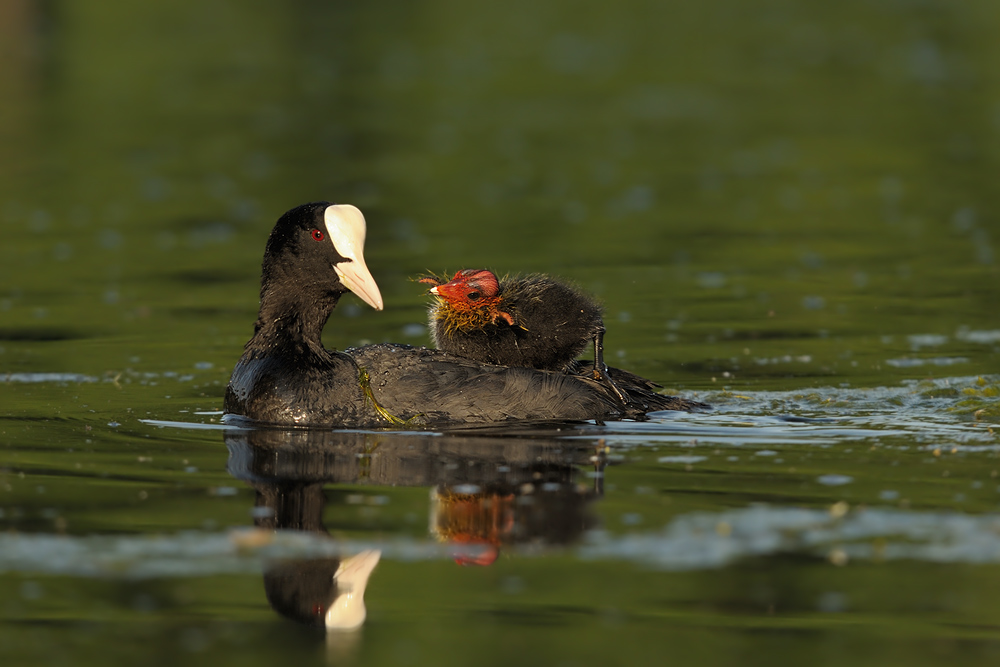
[425,270,709,415]
[432,274,603,372]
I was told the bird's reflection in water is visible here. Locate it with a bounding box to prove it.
[225,424,609,630]
[431,449,606,565]
[245,465,381,634]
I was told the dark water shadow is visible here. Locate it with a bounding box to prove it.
[0,327,90,341]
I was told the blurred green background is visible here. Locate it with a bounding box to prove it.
[2,0,997,397]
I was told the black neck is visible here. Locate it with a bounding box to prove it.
[249,285,343,354]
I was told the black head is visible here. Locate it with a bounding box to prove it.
[261,202,383,310]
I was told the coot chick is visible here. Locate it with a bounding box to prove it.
[420,269,629,399]
[420,270,602,371]
[223,202,694,428]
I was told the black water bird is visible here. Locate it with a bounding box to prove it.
[224,203,704,427]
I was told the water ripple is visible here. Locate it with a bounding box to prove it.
[580,505,1000,569]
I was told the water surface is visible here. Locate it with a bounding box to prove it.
[2,1,1000,665]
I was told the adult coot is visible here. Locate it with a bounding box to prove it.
[224,203,703,427]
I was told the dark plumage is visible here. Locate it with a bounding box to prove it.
[421,270,604,372]
[223,202,704,428]
[420,269,701,409]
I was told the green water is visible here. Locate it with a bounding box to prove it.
[2,1,1000,665]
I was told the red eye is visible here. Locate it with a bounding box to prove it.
[311,229,325,242]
